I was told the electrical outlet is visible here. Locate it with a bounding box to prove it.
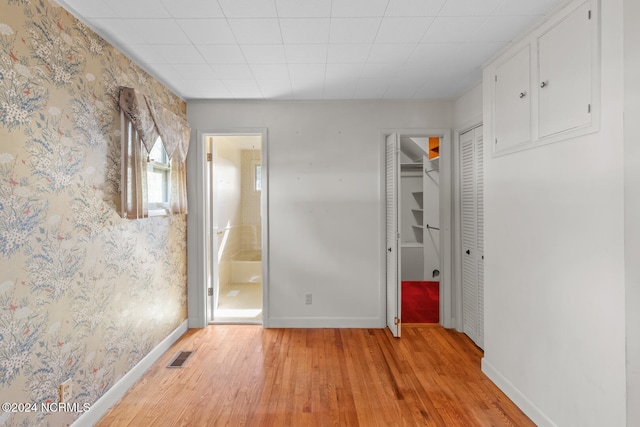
[59,379,72,403]
[305,293,312,305]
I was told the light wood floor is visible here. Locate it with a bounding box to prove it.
[96,325,534,427]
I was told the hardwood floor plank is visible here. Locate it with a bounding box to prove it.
[96,325,534,427]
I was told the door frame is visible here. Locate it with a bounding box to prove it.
[380,128,453,330]
[187,127,269,328]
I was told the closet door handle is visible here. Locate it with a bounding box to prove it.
[540,81,548,88]
[388,247,392,252]
[466,249,470,255]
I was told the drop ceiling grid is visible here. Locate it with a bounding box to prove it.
[56,0,563,100]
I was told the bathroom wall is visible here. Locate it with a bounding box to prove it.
[212,138,242,290]
[0,1,187,425]
[241,149,262,252]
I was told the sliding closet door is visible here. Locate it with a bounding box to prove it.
[386,133,401,337]
[460,126,484,349]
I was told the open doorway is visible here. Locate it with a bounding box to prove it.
[206,133,265,324]
[385,129,452,337]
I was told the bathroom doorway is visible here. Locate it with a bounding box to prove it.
[206,133,266,324]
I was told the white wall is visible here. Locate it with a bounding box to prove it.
[624,0,640,424]
[481,1,626,426]
[188,100,452,327]
[453,83,483,131]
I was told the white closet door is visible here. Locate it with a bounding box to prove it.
[460,126,484,349]
[386,133,401,337]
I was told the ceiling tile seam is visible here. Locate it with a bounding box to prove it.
[274,10,295,101]
[361,0,391,66]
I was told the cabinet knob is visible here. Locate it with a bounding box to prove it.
[519,91,527,98]
[388,247,392,252]
[466,249,470,255]
[540,81,548,88]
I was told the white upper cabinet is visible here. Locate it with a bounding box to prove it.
[494,45,532,151]
[538,1,593,138]
[485,0,600,156]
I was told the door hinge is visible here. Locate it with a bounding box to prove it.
[207,287,213,296]
[394,317,400,325]
[588,104,591,113]
[206,153,212,162]
[397,232,400,239]
[588,9,591,19]
[495,75,498,82]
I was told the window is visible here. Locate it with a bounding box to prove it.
[255,163,262,191]
[147,138,170,211]
[119,87,190,219]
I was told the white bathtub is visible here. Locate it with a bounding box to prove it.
[231,250,262,283]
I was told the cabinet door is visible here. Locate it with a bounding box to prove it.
[494,45,531,152]
[538,0,592,138]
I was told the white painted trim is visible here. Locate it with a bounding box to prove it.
[268,317,382,328]
[73,320,188,427]
[190,128,270,328]
[379,128,453,330]
[482,357,558,427]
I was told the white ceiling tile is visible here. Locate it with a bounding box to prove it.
[241,45,286,63]
[177,19,236,44]
[275,0,332,17]
[257,80,294,99]
[288,64,326,84]
[223,80,263,98]
[108,0,171,18]
[375,17,433,43]
[323,82,357,99]
[454,42,506,68]
[361,62,399,80]
[126,19,191,44]
[385,0,446,17]
[284,44,327,63]
[367,44,416,63]
[280,18,330,44]
[493,0,562,16]
[353,78,390,98]
[408,42,459,65]
[421,17,486,43]
[197,44,246,64]
[154,44,207,64]
[250,64,289,80]
[383,81,420,98]
[329,18,381,44]
[91,19,148,44]
[292,84,325,99]
[473,15,539,43]
[331,0,389,17]
[161,0,225,18]
[228,19,282,44]
[150,64,183,81]
[59,0,118,18]
[325,63,363,82]
[218,0,278,18]
[439,0,504,17]
[327,44,371,63]
[176,79,233,99]
[173,64,216,79]
[123,44,167,64]
[211,64,254,79]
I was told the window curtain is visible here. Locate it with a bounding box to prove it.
[118,87,191,218]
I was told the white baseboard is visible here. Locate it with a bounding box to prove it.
[73,320,189,427]
[481,357,558,427]
[267,317,383,328]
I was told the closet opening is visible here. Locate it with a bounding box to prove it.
[384,130,452,337]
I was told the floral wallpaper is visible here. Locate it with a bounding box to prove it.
[0,0,188,425]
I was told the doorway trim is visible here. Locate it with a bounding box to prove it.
[187,127,269,328]
[379,128,453,330]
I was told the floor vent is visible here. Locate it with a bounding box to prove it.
[167,351,194,368]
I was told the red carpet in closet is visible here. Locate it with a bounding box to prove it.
[402,281,439,323]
